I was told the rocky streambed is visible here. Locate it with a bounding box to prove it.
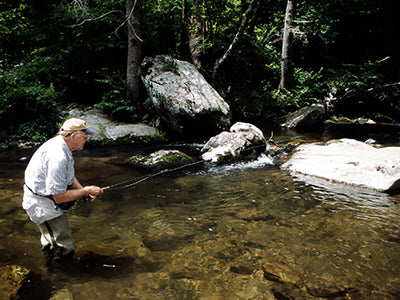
[1,139,400,299]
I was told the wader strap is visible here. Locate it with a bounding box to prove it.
[24,183,76,210]
[24,183,51,199]
[44,221,57,246]
[43,220,65,256]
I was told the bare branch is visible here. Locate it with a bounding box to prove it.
[69,0,87,8]
[127,21,143,42]
[212,0,259,79]
[68,0,90,19]
[367,82,400,92]
[293,20,314,24]
[115,0,143,42]
[114,19,128,38]
[66,0,142,43]
[68,10,123,27]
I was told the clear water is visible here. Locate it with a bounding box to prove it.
[1,127,400,299]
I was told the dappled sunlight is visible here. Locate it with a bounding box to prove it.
[1,142,400,299]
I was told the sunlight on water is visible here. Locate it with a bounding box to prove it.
[1,145,400,299]
[207,153,275,172]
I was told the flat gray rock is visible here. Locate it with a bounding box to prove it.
[281,138,400,192]
[69,108,162,144]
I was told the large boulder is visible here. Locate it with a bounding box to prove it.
[281,138,400,192]
[201,122,266,162]
[141,55,231,133]
[69,108,163,144]
[281,104,325,129]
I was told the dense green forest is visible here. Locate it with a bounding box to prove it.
[1,0,399,142]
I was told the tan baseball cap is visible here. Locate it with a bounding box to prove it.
[59,118,96,134]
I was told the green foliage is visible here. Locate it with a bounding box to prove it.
[0,55,62,141]
[94,72,137,122]
[0,0,127,140]
[274,68,325,109]
[161,56,179,74]
[322,57,396,117]
[0,0,399,143]
[330,115,353,123]
[142,0,182,55]
[371,113,394,123]
[327,57,388,98]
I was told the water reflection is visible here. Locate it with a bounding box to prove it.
[1,137,400,299]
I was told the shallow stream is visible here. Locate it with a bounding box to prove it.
[1,124,400,299]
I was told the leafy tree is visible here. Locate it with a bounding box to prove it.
[0,0,399,143]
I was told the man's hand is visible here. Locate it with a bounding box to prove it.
[53,185,103,204]
[83,185,103,202]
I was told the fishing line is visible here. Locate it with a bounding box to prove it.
[83,160,203,202]
[101,159,204,191]
[87,132,277,199]
[102,138,276,191]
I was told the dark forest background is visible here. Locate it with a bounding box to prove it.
[1,0,399,142]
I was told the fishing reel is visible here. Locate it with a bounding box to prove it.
[83,194,91,203]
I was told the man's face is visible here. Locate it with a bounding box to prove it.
[71,131,88,151]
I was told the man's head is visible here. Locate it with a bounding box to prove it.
[59,118,96,151]
[59,118,96,135]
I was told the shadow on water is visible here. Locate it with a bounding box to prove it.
[276,122,400,146]
[1,124,400,299]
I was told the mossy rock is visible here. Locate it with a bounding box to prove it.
[125,150,194,170]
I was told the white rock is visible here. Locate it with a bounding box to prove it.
[281,138,400,191]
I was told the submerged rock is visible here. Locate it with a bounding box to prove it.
[142,219,194,251]
[50,288,73,300]
[262,263,303,287]
[281,138,400,192]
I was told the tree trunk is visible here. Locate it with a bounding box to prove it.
[188,0,203,68]
[179,0,190,59]
[279,0,295,91]
[212,0,259,80]
[126,0,143,117]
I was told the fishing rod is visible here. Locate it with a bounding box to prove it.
[83,159,203,203]
[103,159,204,191]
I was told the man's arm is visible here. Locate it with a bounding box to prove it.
[71,177,83,189]
[52,177,103,204]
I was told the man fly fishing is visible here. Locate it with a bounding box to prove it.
[23,118,103,263]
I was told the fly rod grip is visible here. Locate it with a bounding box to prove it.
[83,186,109,203]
